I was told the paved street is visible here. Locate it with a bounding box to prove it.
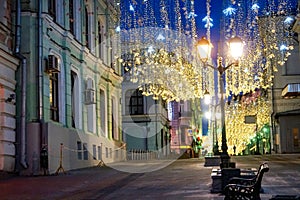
[0,154,300,200]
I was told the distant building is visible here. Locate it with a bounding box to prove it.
[121,72,171,158]
[169,101,194,155]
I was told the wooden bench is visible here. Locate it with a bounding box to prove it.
[224,162,269,200]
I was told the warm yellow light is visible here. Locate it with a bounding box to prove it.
[205,111,212,120]
[196,37,212,62]
[228,36,244,60]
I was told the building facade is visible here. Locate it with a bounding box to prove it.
[0,0,124,175]
[0,0,19,172]
[121,73,171,159]
[272,5,300,153]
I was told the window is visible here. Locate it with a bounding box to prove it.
[93,145,97,160]
[98,20,103,59]
[109,38,113,68]
[69,0,74,34]
[71,71,76,128]
[77,141,82,160]
[105,147,108,158]
[86,78,96,133]
[84,7,89,48]
[116,149,119,159]
[97,145,102,160]
[70,67,82,129]
[100,89,106,136]
[284,47,300,75]
[48,0,56,20]
[98,16,106,62]
[181,127,186,143]
[50,72,59,121]
[83,143,88,160]
[125,89,144,115]
[112,97,118,140]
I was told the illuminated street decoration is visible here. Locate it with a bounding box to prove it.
[188,12,198,19]
[119,0,296,102]
[119,0,297,152]
[216,0,296,154]
[251,4,260,11]
[202,16,213,29]
[119,0,211,102]
[220,0,297,97]
[223,7,237,16]
[224,92,271,155]
[129,4,134,12]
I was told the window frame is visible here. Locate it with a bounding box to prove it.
[70,68,82,129]
[48,0,56,20]
[100,88,107,137]
[86,77,96,133]
[126,89,144,115]
[69,0,74,34]
[50,72,59,122]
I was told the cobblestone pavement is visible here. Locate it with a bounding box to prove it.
[0,154,300,200]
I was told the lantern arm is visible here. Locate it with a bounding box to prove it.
[222,62,236,72]
[201,60,217,71]
[217,57,239,75]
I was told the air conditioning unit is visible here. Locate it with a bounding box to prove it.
[85,89,96,104]
[47,55,60,73]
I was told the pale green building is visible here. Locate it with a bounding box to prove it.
[1,0,124,175]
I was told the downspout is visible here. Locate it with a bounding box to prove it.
[15,0,28,169]
[270,63,276,154]
[38,0,43,124]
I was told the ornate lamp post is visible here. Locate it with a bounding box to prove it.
[205,101,220,155]
[196,36,244,168]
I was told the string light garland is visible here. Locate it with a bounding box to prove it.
[216,0,297,154]
[220,0,297,97]
[118,0,297,154]
[223,94,271,155]
[119,0,210,102]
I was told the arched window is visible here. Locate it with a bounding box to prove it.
[125,89,144,115]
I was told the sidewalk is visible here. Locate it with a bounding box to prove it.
[0,154,299,200]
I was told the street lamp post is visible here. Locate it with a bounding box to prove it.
[211,103,220,155]
[204,98,220,155]
[196,36,244,168]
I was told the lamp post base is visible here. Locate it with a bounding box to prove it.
[213,144,220,155]
[220,153,233,168]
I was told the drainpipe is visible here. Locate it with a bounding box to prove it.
[270,66,276,154]
[15,0,28,169]
[38,0,43,121]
